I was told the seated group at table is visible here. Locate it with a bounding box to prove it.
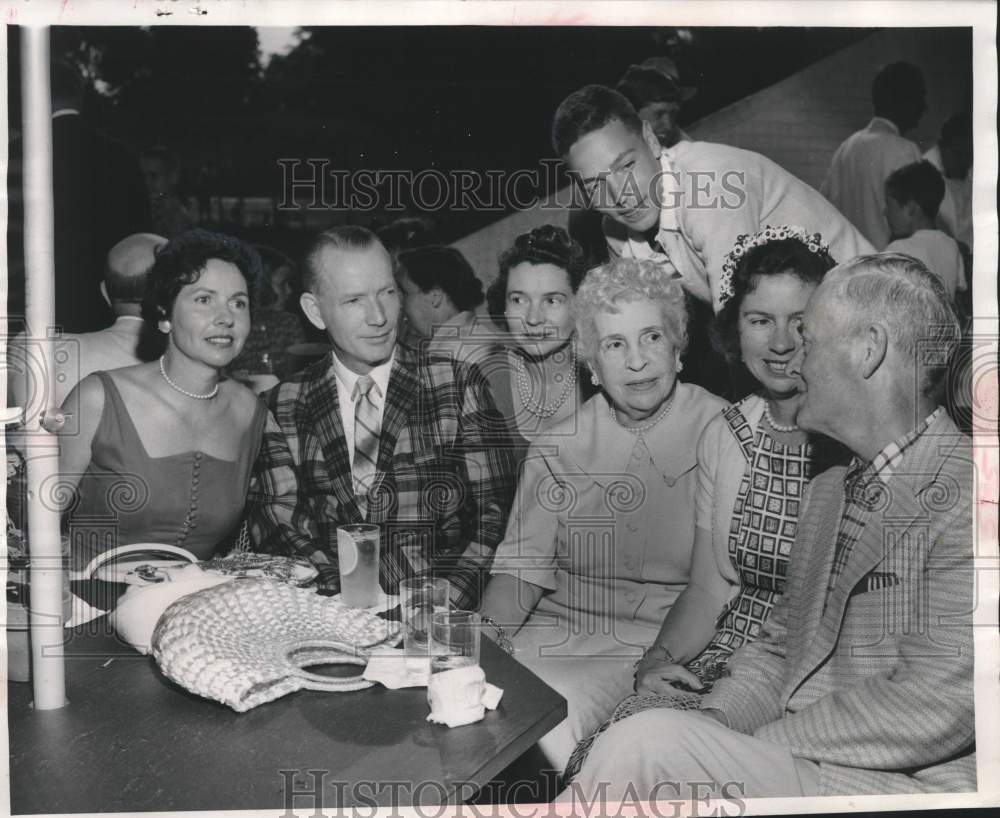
[52,83,975,801]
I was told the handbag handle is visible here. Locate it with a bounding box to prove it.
[284,639,372,692]
[78,543,200,582]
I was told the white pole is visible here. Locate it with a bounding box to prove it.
[21,26,67,710]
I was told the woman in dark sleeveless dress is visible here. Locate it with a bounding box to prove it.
[59,230,267,576]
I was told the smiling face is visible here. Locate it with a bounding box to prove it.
[738,272,817,400]
[789,282,856,437]
[301,243,400,375]
[504,262,576,357]
[565,119,662,234]
[166,259,251,367]
[592,297,681,422]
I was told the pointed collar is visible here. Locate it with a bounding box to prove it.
[331,349,394,404]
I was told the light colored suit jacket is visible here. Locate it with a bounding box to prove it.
[606,142,874,312]
[704,410,976,794]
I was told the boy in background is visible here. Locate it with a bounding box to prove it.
[884,160,966,299]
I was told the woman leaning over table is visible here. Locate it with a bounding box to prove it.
[563,227,846,784]
[480,257,726,772]
[59,229,268,589]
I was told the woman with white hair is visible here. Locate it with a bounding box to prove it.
[480,257,725,772]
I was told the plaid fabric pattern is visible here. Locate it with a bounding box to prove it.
[246,344,517,609]
[829,407,944,589]
[351,375,380,500]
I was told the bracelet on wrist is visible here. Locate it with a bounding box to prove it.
[480,614,515,655]
[634,642,676,670]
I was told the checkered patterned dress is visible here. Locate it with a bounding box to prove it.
[687,407,813,685]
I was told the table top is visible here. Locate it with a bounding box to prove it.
[7,623,565,813]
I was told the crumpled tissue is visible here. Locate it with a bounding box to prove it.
[426,664,503,727]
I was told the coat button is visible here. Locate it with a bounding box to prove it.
[626,522,638,533]
[624,591,636,602]
[664,476,676,487]
[624,557,636,570]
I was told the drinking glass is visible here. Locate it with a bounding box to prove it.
[430,610,481,673]
[399,577,450,671]
[336,524,380,608]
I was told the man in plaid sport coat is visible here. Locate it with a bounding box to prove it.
[247,226,516,609]
[563,254,977,800]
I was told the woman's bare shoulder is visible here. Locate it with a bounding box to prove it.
[221,378,263,424]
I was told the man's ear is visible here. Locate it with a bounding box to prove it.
[641,120,662,159]
[300,291,326,332]
[428,287,445,309]
[860,321,889,380]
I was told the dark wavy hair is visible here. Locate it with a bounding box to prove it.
[397,245,484,312]
[141,229,264,324]
[486,225,588,331]
[551,85,643,157]
[885,160,946,221]
[713,237,835,362]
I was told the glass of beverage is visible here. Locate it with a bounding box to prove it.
[430,610,481,674]
[336,524,380,608]
[399,577,450,672]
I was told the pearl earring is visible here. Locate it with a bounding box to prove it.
[590,371,600,387]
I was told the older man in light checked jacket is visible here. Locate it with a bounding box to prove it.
[562,253,976,801]
[247,226,516,609]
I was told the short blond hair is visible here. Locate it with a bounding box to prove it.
[574,257,688,364]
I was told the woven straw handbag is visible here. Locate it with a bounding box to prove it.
[151,578,402,712]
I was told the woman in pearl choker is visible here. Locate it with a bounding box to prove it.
[58,230,268,592]
[565,228,848,783]
[480,225,597,467]
[482,257,726,772]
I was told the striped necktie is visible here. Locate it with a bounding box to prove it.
[352,375,381,499]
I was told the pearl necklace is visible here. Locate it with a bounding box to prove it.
[763,399,799,433]
[609,390,676,435]
[159,356,219,400]
[513,349,578,419]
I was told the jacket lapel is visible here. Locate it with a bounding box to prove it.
[374,351,421,481]
[786,413,963,694]
[785,472,844,677]
[307,358,363,519]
